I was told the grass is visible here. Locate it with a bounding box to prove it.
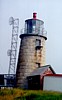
[0,88,62,100]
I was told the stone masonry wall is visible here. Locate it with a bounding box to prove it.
[16,35,46,88]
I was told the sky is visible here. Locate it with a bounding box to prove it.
[0,0,62,74]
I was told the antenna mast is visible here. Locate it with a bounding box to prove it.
[8,17,19,74]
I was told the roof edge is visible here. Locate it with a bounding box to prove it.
[45,74,62,77]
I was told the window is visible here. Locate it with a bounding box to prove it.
[25,22,27,33]
[35,39,42,50]
[33,25,35,33]
[36,63,40,68]
[28,21,32,33]
[36,39,41,47]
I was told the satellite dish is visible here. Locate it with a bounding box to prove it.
[7,50,11,56]
[9,17,14,25]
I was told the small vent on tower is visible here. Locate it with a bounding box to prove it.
[33,12,37,19]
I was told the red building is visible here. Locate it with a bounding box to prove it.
[27,65,55,90]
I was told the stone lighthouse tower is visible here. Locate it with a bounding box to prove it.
[16,13,47,88]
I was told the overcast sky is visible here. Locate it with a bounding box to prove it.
[0,0,62,74]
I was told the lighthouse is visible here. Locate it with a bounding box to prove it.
[16,13,47,89]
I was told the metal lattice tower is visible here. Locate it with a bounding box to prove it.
[8,17,19,74]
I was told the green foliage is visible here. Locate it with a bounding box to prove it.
[0,88,62,100]
[15,90,62,100]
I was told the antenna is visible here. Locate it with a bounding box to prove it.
[9,17,14,25]
[8,17,19,75]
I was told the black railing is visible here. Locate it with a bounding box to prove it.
[21,28,47,38]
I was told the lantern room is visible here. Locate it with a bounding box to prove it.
[24,13,47,40]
